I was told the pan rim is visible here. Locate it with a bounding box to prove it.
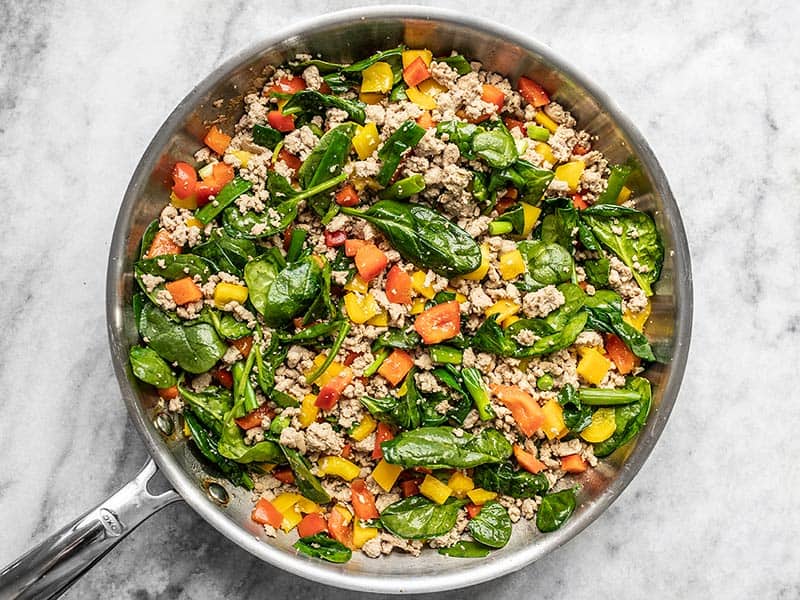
[106,5,693,594]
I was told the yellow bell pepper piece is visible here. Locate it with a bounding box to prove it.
[521,204,541,237]
[214,282,248,308]
[406,85,437,110]
[410,297,427,315]
[418,79,447,96]
[170,191,197,210]
[410,271,436,299]
[197,163,214,180]
[296,497,322,514]
[344,292,381,324]
[541,399,568,440]
[617,185,632,204]
[420,474,452,505]
[554,160,585,192]
[185,217,203,229]
[272,492,303,514]
[353,519,379,549]
[498,249,526,280]
[462,244,490,281]
[350,414,377,442]
[371,458,403,492]
[359,91,385,105]
[534,110,559,134]
[299,393,319,428]
[534,142,556,166]
[280,507,303,532]
[447,472,475,498]
[361,61,394,93]
[467,488,498,505]
[576,347,612,386]
[367,311,389,327]
[334,504,353,525]
[352,123,381,160]
[623,299,651,332]
[580,407,617,443]
[402,49,433,68]
[304,354,344,386]
[485,299,520,323]
[317,456,361,481]
[502,314,521,328]
[445,288,468,304]
[229,149,251,168]
[344,274,369,294]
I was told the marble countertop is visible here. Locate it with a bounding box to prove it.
[1,1,797,598]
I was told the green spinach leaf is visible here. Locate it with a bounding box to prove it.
[380,496,466,539]
[581,204,663,296]
[294,534,351,563]
[437,541,491,558]
[341,200,481,277]
[195,177,253,225]
[129,346,177,388]
[467,501,512,548]
[381,427,512,469]
[281,90,366,125]
[376,120,426,186]
[259,257,323,327]
[184,410,253,490]
[472,124,517,168]
[281,446,331,504]
[193,231,256,278]
[584,290,655,361]
[557,384,592,433]
[137,302,226,374]
[178,383,231,436]
[473,462,549,498]
[536,488,577,533]
[517,241,573,291]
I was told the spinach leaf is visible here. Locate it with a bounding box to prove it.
[436,120,479,159]
[381,427,512,469]
[433,366,472,425]
[222,171,347,239]
[129,346,177,388]
[203,309,252,340]
[293,46,404,74]
[362,369,422,429]
[139,219,159,260]
[135,253,214,282]
[517,241,573,291]
[515,311,587,357]
[253,336,290,401]
[259,257,323,327]
[506,160,555,204]
[298,123,358,216]
[436,54,472,75]
[489,204,526,236]
[536,488,577,533]
[595,164,633,205]
[376,120,426,186]
[294,534,351,563]
[371,328,422,352]
[195,177,253,225]
[341,200,481,277]
[178,383,231,436]
[539,197,597,252]
[252,124,282,149]
[281,90,366,125]
[471,309,588,359]
[583,257,610,287]
[184,410,253,490]
[557,384,592,433]
[581,204,663,296]
[281,446,331,504]
[244,257,278,316]
[471,316,518,356]
[592,376,652,457]
[380,496,466,539]
[473,462,549,498]
[472,124,518,168]
[137,302,226,374]
[437,541,491,558]
[583,290,655,361]
[467,501,512,548]
[193,231,256,278]
[304,321,350,385]
[543,283,586,331]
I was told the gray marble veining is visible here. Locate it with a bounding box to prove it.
[1,0,798,598]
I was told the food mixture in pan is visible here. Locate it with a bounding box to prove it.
[130,47,663,562]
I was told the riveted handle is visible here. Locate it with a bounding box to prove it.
[0,460,181,600]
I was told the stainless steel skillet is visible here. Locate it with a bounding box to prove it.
[0,6,692,598]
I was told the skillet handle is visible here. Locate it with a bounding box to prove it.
[0,459,180,600]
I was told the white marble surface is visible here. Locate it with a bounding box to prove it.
[1,0,798,598]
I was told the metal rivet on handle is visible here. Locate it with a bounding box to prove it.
[154,412,174,436]
[205,481,229,505]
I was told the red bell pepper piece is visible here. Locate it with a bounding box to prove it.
[518,76,550,107]
[385,265,412,305]
[268,76,306,96]
[604,333,637,375]
[171,162,197,199]
[350,479,380,520]
[268,110,295,132]
[402,56,431,87]
[297,513,328,538]
[235,405,273,430]
[513,444,547,474]
[372,422,394,460]
[251,498,283,529]
[414,300,461,344]
[354,244,388,282]
[324,230,347,247]
[334,184,360,207]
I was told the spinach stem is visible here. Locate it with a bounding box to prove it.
[305,321,352,385]
[578,387,640,405]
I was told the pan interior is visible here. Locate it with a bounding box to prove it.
[107,8,691,594]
